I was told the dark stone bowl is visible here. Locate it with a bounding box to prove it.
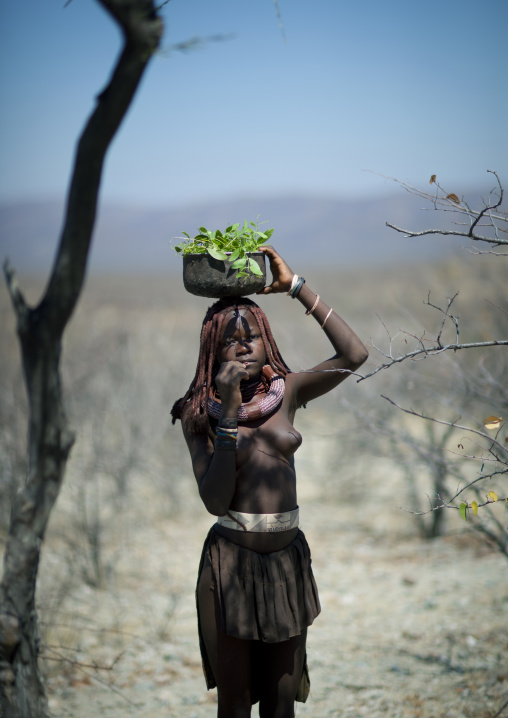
[182,252,266,298]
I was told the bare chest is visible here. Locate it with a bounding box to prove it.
[235,408,302,465]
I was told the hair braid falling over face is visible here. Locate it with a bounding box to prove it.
[171,297,291,434]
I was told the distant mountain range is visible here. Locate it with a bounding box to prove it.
[0,191,476,274]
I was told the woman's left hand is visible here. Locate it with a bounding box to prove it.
[256,246,295,295]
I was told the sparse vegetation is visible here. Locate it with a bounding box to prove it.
[1,262,506,716]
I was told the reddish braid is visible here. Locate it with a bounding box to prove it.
[171,297,290,434]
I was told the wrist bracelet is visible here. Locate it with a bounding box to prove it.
[286,274,298,296]
[305,294,320,316]
[290,276,305,298]
[321,307,333,329]
[216,428,237,441]
[216,425,238,434]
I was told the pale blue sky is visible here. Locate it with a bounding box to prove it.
[0,0,506,206]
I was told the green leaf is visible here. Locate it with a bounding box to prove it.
[175,219,275,271]
[208,246,228,261]
[231,257,247,269]
[459,502,468,521]
[248,258,263,275]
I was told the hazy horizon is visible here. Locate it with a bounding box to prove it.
[1,188,477,275]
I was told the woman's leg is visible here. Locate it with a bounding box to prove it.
[197,553,254,717]
[256,629,307,718]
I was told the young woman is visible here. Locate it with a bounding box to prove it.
[171,246,368,717]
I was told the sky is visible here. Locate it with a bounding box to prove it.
[0,0,507,207]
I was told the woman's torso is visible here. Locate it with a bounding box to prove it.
[213,389,303,553]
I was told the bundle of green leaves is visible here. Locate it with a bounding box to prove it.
[174,220,274,277]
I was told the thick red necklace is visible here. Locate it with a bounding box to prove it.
[207,365,285,422]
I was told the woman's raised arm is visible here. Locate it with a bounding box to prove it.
[258,246,369,408]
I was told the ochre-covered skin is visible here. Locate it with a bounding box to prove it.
[182,246,368,554]
[178,246,369,716]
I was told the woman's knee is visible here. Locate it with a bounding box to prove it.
[217,692,252,718]
[259,699,295,718]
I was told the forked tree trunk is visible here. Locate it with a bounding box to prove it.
[0,3,162,716]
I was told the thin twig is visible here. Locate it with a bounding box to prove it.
[358,339,508,381]
[272,0,286,42]
[490,696,508,718]
[380,395,508,456]
[42,646,135,706]
[385,223,508,245]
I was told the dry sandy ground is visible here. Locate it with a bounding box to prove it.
[41,475,507,718]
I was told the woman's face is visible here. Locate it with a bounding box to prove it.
[216,309,267,380]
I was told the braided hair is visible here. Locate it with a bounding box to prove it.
[171,297,291,434]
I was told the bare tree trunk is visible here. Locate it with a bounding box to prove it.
[0,2,162,716]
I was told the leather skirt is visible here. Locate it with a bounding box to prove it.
[196,525,321,703]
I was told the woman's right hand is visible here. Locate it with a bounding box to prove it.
[215,361,248,417]
[256,246,295,294]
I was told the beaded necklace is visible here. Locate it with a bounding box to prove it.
[207,365,285,422]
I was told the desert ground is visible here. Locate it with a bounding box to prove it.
[43,485,507,718]
[1,261,507,718]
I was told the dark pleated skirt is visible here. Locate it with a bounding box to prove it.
[196,525,321,703]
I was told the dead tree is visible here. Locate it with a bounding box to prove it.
[0,2,163,716]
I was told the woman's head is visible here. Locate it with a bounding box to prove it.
[215,307,267,381]
[171,296,290,433]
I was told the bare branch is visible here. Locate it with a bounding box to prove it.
[272,0,287,43]
[380,395,508,457]
[445,469,507,505]
[468,170,504,235]
[386,222,508,246]
[399,492,507,517]
[491,697,508,718]
[42,0,163,335]
[426,292,459,346]
[370,169,508,248]
[41,646,136,706]
[358,338,508,381]
[162,33,235,55]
